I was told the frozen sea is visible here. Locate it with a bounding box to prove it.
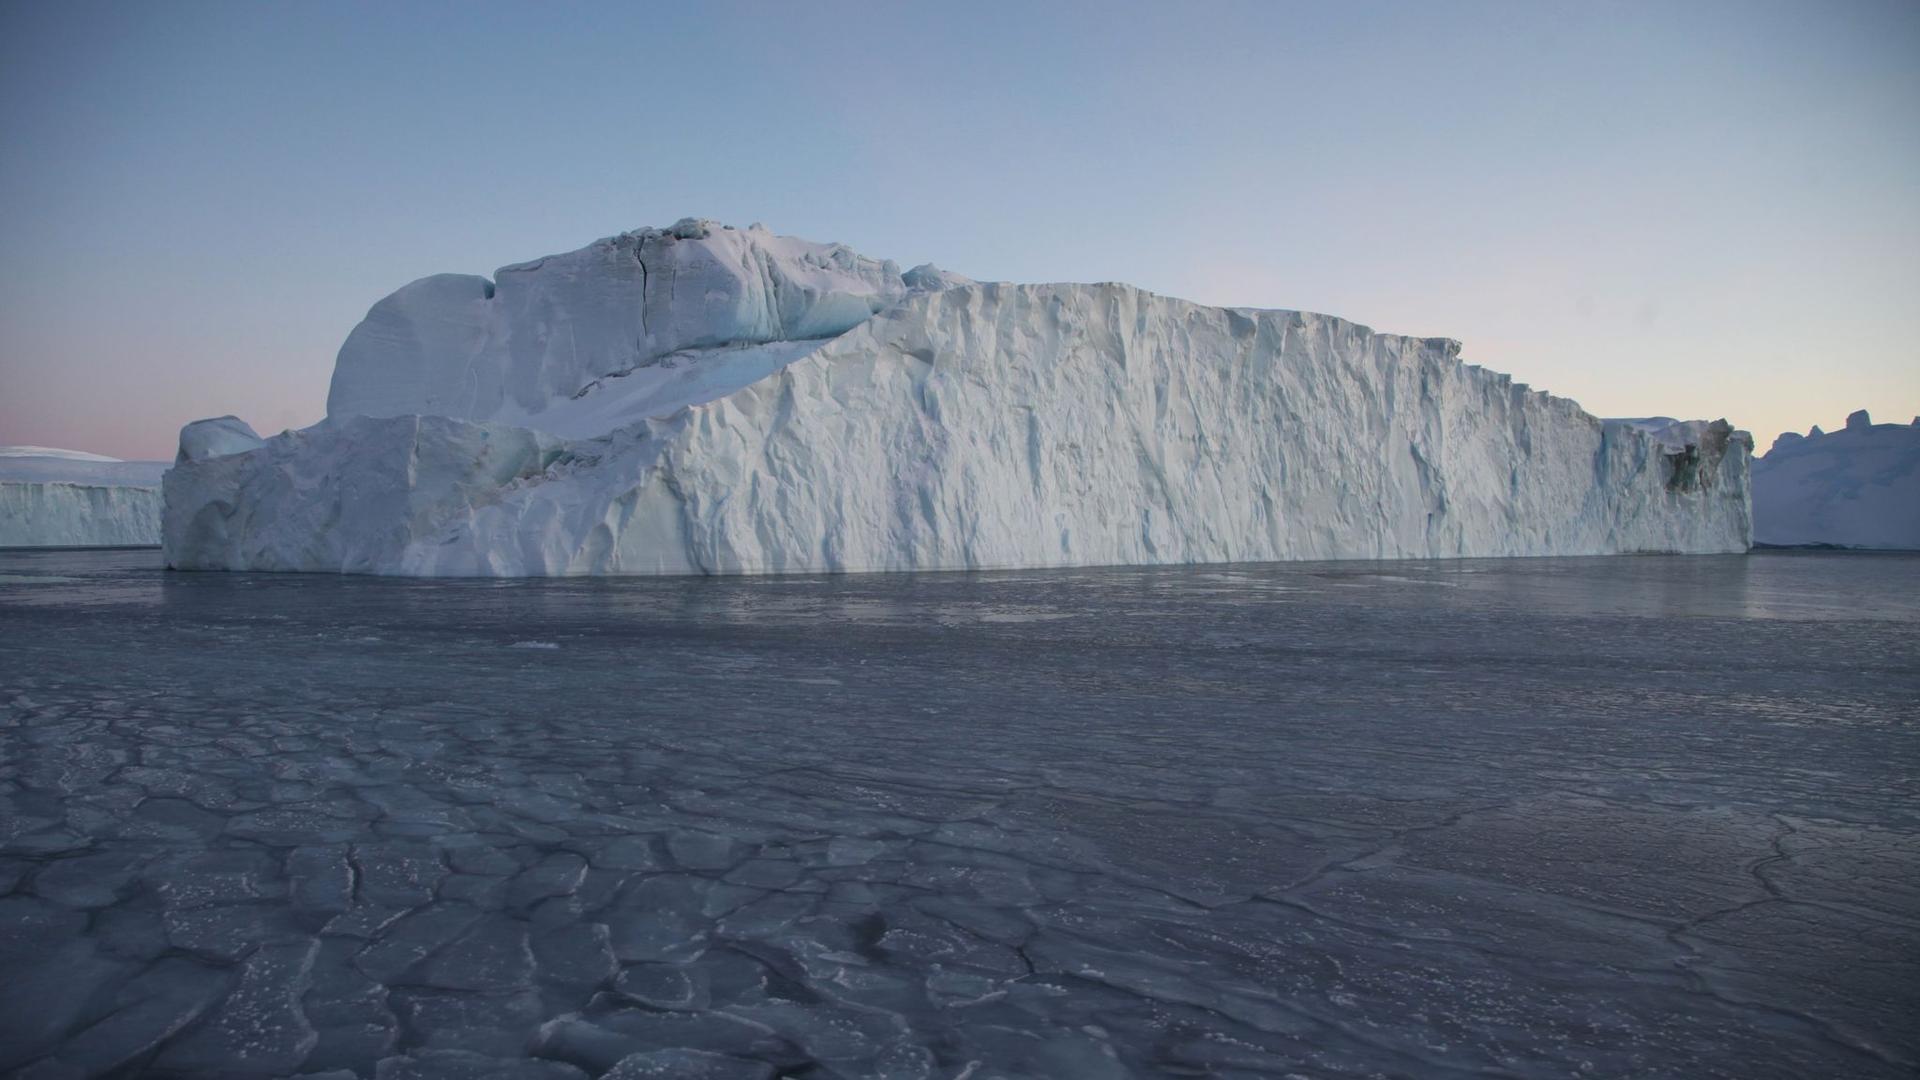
[0,549,1915,1080]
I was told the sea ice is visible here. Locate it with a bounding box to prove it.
[2,548,1916,1076]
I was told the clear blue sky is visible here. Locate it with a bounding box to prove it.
[2,0,1915,460]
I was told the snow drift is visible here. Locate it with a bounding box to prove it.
[1751,410,1919,549]
[1,447,168,547]
[165,220,1752,575]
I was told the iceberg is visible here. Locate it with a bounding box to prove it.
[1751,410,1919,549]
[164,220,1753,575]
[1,447,168,547]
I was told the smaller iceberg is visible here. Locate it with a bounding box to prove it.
[1751,410,1920,549]
[0,446,169,547]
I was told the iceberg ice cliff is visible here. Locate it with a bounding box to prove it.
[1,447,167,547]
[165,220,1753,575]
[1751,410,1919,549]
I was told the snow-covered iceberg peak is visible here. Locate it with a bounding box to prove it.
[326,219,969,429]
[177,416,265,463]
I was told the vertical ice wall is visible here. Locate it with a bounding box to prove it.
[1,448,168,547]
[164,222,1752,575]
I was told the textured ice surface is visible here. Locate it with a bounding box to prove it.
[0,446,167,547]
[324,220,962,426]
[176,416,267,464]
[166,222,1750,575]
[1752,410,1919,549]
[3,548,1917,1077]
[0,446,121,463]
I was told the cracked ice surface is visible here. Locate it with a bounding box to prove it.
[1,549,1917,1079]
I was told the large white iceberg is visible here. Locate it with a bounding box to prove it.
[165,220,1753,575]
[1,447,168,547]
[1751,410,1919,549]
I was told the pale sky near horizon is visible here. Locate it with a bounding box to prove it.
[1,0,1915,461]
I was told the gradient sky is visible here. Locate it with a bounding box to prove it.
[2,0,1916,461]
